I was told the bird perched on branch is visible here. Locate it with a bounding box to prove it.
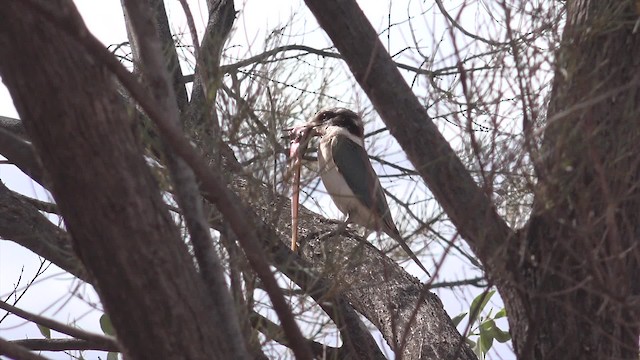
[305,108,430,276]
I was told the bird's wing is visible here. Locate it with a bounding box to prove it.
[331,134,392,223]
[332,135,431,276]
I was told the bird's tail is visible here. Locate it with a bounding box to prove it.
[382,220,431,277]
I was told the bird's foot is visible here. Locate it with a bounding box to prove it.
[317,221,351,242]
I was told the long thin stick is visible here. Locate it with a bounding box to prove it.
[288,126,314,251]
[291,153,301,251]
[289,130,304,251]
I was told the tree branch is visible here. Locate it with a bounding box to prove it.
[250,311,343,359]
[11,338,118,352]
[0,126,48,188]
[11,192,58,214]
[35,1,311,357]
[0,300,120,352]
[0,337,49,360]
[0,181,88,282]
[0,115,27,138]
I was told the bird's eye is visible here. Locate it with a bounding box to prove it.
[321,111,335,121]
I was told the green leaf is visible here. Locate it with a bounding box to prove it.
[492,326,511,343]
[479,325,494,356]
[107,352,118,360]
[495,307,507,319]
[465,338,476,348]
[100,314,115,336]
[36,323,51,339]
[452,312,467,327]
[485,308,493,319]
[469,290,495,325]
[479,319,495,331]
[481,318,511,344]
[473,336,484,360]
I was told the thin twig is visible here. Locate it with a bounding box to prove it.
[179,43,496,84]
[429,276,487,289]
[177,0,200,60]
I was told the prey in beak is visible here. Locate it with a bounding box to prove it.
[285,122,320,251]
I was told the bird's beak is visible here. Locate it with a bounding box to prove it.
[283,123,317,161]
[282,112,328,157]
[303,116,326,136]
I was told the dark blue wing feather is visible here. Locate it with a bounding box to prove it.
[332,135,431,276]
[331,135,390,220]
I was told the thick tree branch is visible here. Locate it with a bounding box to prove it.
[0,126,48,188]
[36,0,311,357]
[0,181,88,282]
[0,115,27,138]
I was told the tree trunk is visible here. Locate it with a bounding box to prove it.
[0,2,241,359]
[509,1,640,358]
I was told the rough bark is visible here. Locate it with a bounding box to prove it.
[511,1,640,358]
[0,1,239,359]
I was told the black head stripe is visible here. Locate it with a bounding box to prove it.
[330,114,364,138]
[312,108,364,138]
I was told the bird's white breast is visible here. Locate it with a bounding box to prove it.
[317,126,375,226]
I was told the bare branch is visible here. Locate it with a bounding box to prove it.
[433,0,504,46]
[35,1,311,357]
[0,115,27,138]
[0,181,88,282]
[11,192,58,214]
[11,338,118,352]
[0,300,120,352]
[0,125,48,188]
[250,311,343,359]
[0,337,49,360]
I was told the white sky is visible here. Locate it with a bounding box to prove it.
[0,0,515,359]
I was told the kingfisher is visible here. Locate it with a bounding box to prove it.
[306,108,430,276]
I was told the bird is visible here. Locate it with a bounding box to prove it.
[306,108,430,276]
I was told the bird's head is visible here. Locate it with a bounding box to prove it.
[306,108,364,139]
